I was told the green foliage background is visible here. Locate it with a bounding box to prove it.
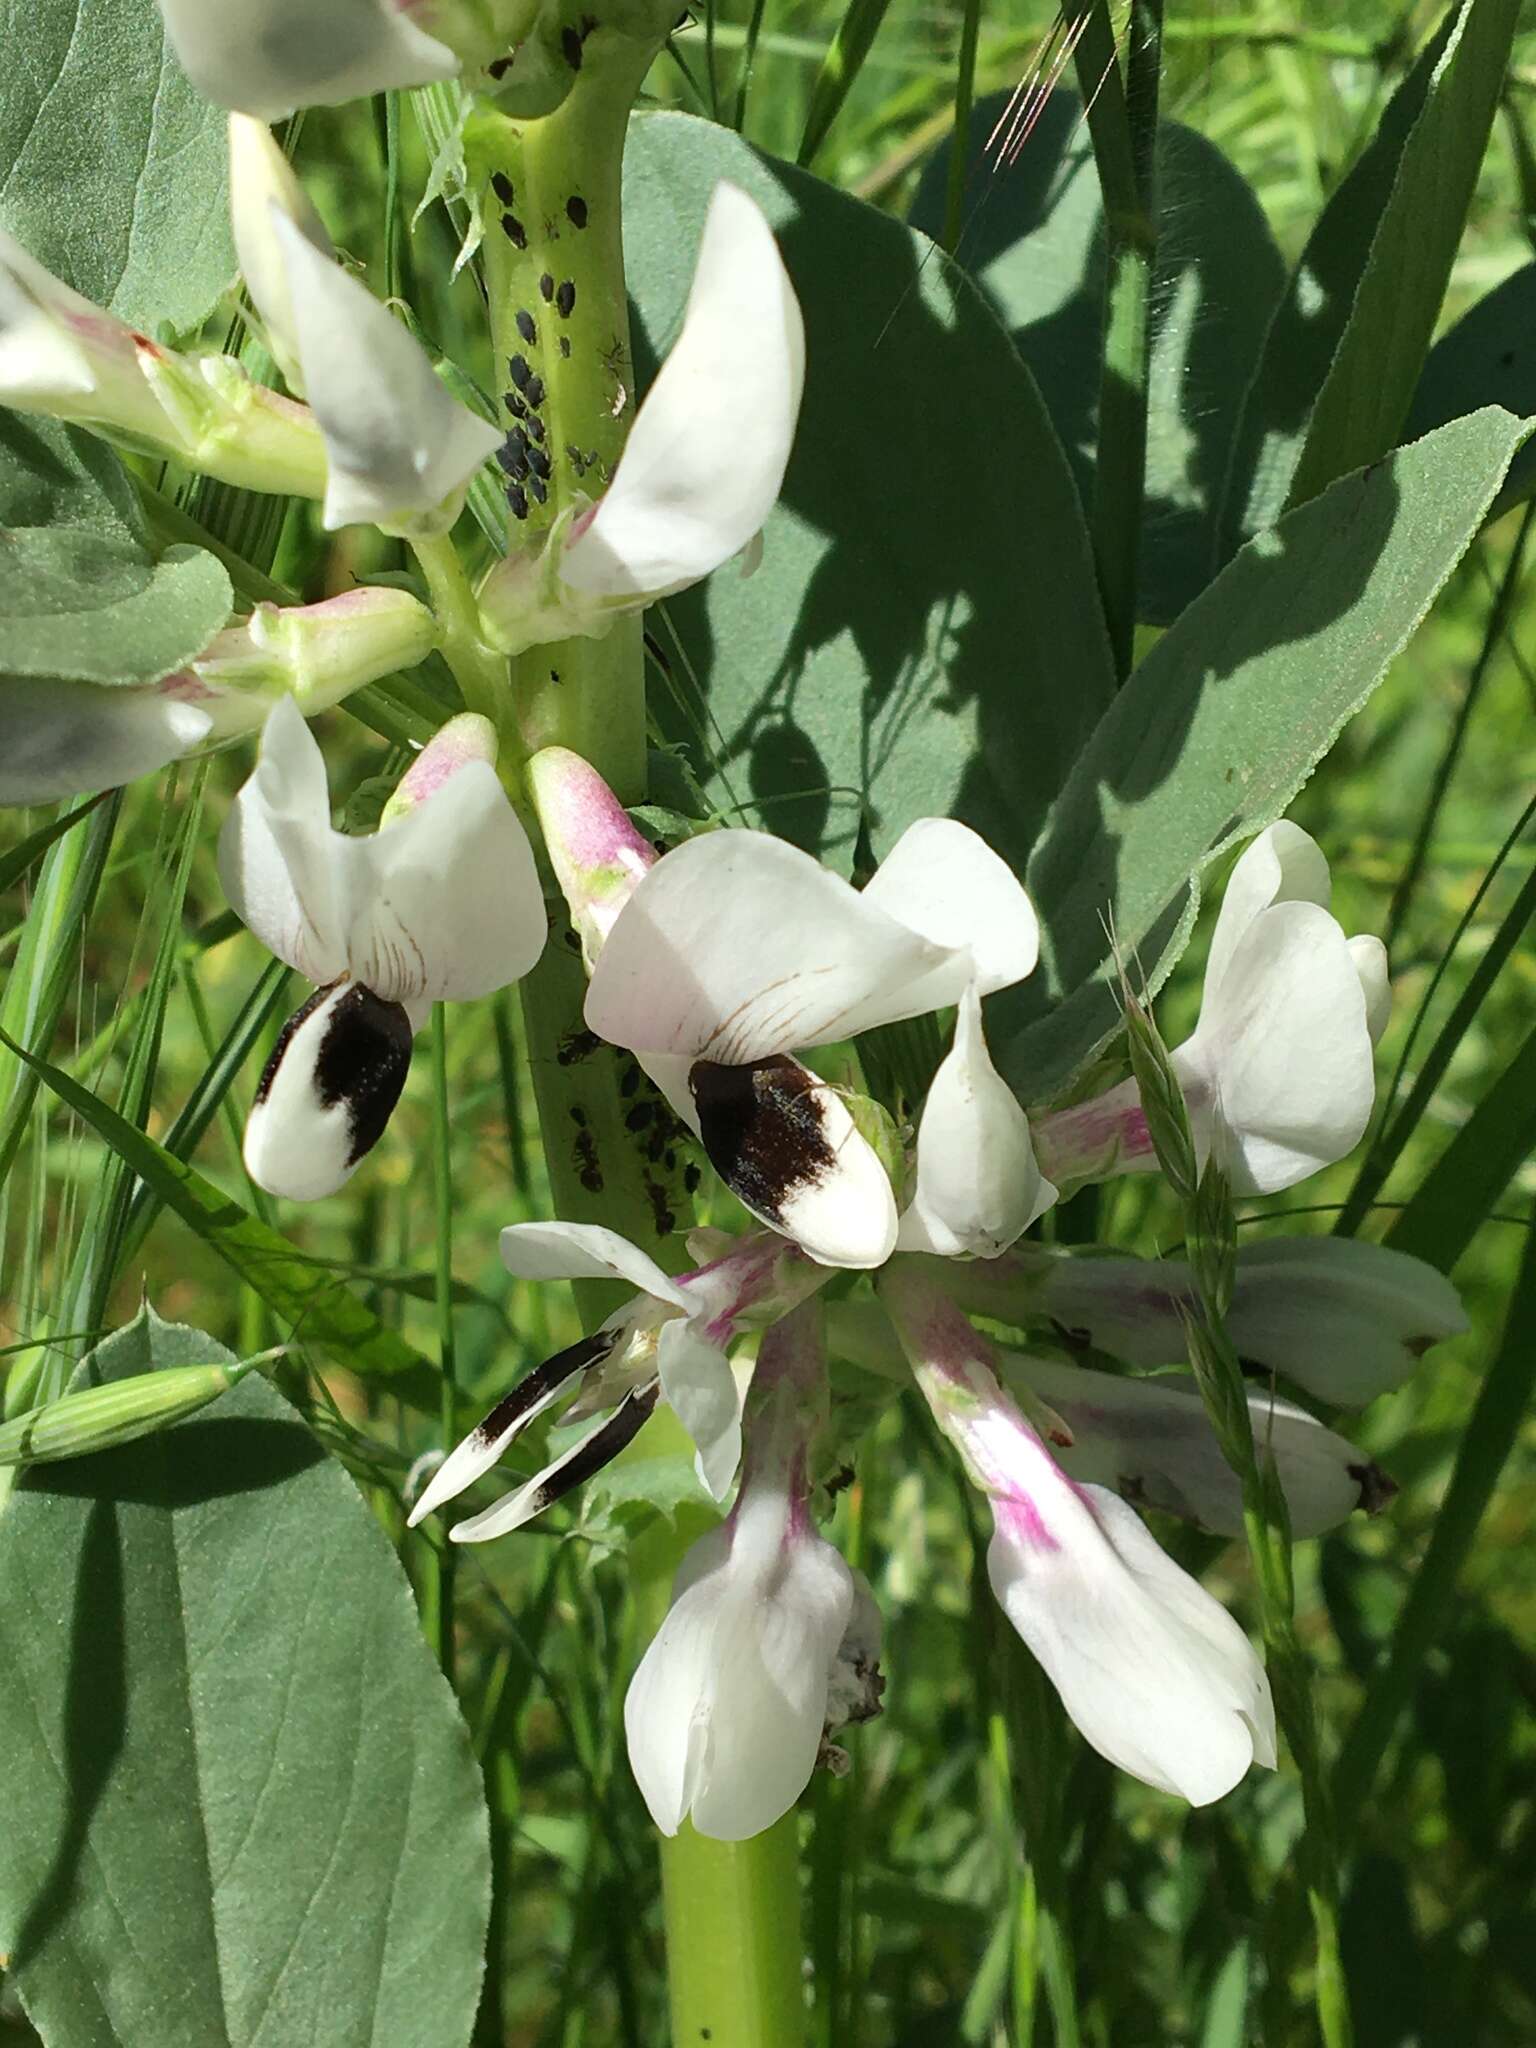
[2,4,1535,2045]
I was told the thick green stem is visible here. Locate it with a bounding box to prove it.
[408,531,509,726]
[661,1817,807,2048]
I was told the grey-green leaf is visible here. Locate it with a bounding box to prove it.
[0,0,234,334]
[1006,406,1531,1101]
[624,110,1115,875]
[1406,261,1536,519]
[1,411,232,686]
[0,1303,490,2048]
[909,90,1286,625]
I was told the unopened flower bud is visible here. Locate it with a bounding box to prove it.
[0,1361,257,1466]
[526,746,658,967]
[381,713,499,826]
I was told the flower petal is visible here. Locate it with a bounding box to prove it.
[498,1220,691,1309]
[406,1329,616,1527]
[658,1318,742,1501]
[1179,899,1377,1194]
[1004,1354,1383,1539]
[560,182,804,601]
[988,1480,1275,1803]
[271,212,501,531]
[623,1493,854,1840]
[0,231,96,401]
[345,758,546,1003]
[217,694,349,984]
[0,677,212,806]
[862,819,1039,995]
[155,0,458,118]
[243,981,413,1200]
[690,1056,898,1270]
[897,987,1056,1258]
[585,829,973,1062]
[1201,821,1331,1016]
[449,1384,659,1542]
[227,116,331,391]
[1349,934,1391,1046]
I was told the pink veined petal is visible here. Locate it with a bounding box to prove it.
[897,987,1056,1258]
[498,1220,691,1310]
[584,829,973,1062]
[560,182,805,602]
[344,758,545,1004]
[217,695,349,985]
[0,677,212,806]
[271,212,501,530]
[1199,821,1332,1021]
[862,818,1039,995]
[987,1477,1275,1804]
[155,0,458,119]
[1179,898,1376,1194]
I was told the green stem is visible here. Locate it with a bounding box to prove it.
[661,1817,807,2048]
[408,531,508,726]
[430,1001,458,1683]
[474,49,808,2041]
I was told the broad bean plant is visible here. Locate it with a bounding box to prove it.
[0,3,1529,2046]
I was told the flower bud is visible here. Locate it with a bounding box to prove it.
[0,1362,256,1466]
[526,746,658,967]
[380,713,499,826]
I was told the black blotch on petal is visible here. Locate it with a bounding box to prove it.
[530,1384,659,1517]
[258,983,413,1168]
[689,1055,837,1227]
[470,1328,617,1451]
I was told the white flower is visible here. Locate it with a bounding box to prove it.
[945,1233,1468,1409]
[408,1222,826,1533]
[583,817,1040,1269]
[895,984,1057,1258]
[0,229,327,497]
[155,0,458,119]
[1034,821,1389,1196]
[0,588,439,807]
[624,1304,882,1840]
[225,114,501,532]
[879,1264,1276,1804]
[480,182,805,651]
[219,698,544,1198]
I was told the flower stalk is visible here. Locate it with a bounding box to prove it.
[1124,988,1355,2048]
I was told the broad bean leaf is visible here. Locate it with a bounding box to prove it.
[0,0,234,334]
[1005,407,1530,1100]
[0,412,232,685]
[1224,0,1514,543]
[909,91,1285,625]
[1406,261,1536,518]
[0,1304,490,2048]
[624,111,1115,874]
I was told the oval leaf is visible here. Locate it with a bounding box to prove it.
[0,1305,490,2048]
